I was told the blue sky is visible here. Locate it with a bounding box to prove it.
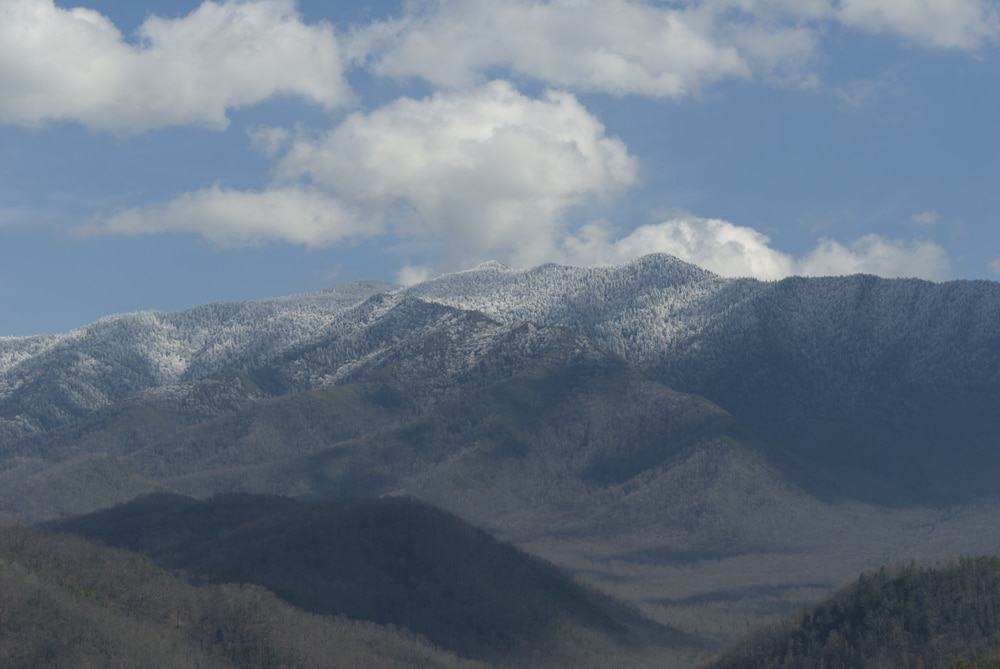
[1,0,999,335]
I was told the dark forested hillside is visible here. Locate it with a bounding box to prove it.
[0,523,482,669]
[655,275,1000,505]
[712,557,1000,669]
[52,493,701,667]
[3,320,743,547]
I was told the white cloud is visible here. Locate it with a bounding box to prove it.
[396,265,435,286]
[90,183,953,282]
[0,0,350,132]
[837,0,999,50]
[561,216,952,281]
[351,0,815,98]
[563,217,796,279]
[94,186,367,247]
[88,75,952,282]
[90,82,634,264]
[349,0,997,100]
[798,234,951,280]
[2,0,991,137]
[278,81,637,266]
[990,258,1000,276]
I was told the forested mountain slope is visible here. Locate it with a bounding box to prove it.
[0,280,394,442]
[410,257,1000,503]
[11,314,986,659]
[1,309,782,557]
[0,523,482,669]
[712,557,1000,669]
[52,493,701,668]
[0,300,629,522]
[406,255,737,363]
[655,275,1000,503]
[3,254,1000,661]
[5,254,1000,504]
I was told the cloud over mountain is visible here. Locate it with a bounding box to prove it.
[29,0,974,284]
[562,217,951,280]
[279,81,637,266]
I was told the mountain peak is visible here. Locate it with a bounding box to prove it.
[628,252,718,277]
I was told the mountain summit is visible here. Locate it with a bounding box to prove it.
[3,253,999,503]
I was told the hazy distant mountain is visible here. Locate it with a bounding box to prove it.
[52,493,701,668]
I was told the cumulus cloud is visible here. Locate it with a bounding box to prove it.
[0,0,350,132]
[88,76,951,283]
[2,0,992,135]
[91,82,634,265]
[349,0,996,99]
[563,217,796,279]
[561,216,951,281]
[94,186,367,247]
[351,0,808,98]
[798,234,952,280]
[278,81,637,266]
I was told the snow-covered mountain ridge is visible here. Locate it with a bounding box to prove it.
[407,256,1000,501]
[0,275,613,441]
[4,251,1000,502]
[0,254,721,403]
[406,253,744,363]
[0,281,398,439]
[0,253,736,395]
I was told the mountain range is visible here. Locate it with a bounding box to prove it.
[2,253,1000,660]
